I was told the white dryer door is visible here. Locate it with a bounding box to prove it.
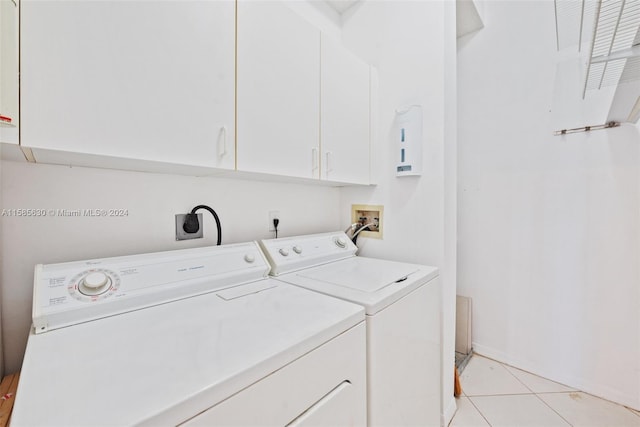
[286,381,355,427]
[180,323,366,427]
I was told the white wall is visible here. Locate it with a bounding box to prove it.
[338,1,458,424]
[458,0,640,410]
[2,2,459,418]
[0,160,342,373]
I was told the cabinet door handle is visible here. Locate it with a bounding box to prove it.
[325,151,333,177]
[219,126,228,158]
[312,147,319,174]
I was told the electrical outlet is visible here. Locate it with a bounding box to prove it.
[351,204,383,239]
[175,213,203,240]
[268,211,280,231]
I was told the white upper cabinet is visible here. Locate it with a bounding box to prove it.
[20,0,235,170]
[237,2,371,185]
[18,0,373,185]
[237,1,321,179]
[0,0,19,144]
[320,36,370,185]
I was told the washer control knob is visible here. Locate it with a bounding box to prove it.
[83,272,109,289]
[244,254,255,263]
[292,246,303,254]
[335,237,348,248]
[279,248,289,257]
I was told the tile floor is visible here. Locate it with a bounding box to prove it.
[450,355,640,427]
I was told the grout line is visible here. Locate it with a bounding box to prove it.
[497,360,536,394]
[485,354,576,392]
[625,407,640,418]
[496,358,574,426]
[460,355,532,397]
[465,392,535,398]
[533,392,574,426]
[466,396,493,427]
[561,388,639,411]
[467,357,639,426]
[531,390,578,394]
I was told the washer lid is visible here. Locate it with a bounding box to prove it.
[12,279,364,427]
[281,257,439,315]
[296,257,420,292]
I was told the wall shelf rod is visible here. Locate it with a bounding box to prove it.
[554,121,620,135]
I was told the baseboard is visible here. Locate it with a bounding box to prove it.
[442,396,457,427]
[472,342,640,411]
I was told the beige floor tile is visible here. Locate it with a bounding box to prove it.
[503,364,575,393]
[539,392,640,426]
[628,407,640,418]
[449,397,490,427]
[470,394,570,427]
[460,355,531,396]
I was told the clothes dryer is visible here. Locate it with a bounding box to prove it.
[12,242,366,426]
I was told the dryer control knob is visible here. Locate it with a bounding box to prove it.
[244,254,255,263]
[83,272,109,289]
[279,248,290,257]
[79,271,111,296]
[335,237,347,248]
[292,246,303,254]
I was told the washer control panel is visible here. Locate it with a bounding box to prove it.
[33,242,269,333]
[259,232,357,276]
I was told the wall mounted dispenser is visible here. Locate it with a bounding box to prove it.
[395,105,422,177]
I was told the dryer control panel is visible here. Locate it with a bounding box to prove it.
[259,232,357,276]
[33,242,269,333]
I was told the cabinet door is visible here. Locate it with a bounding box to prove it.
[20,0,235,169]
[321,36,370,185]
[0,0,18,144]
[237,1,320,179]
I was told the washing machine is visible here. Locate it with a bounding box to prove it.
[260,232,442,427]
[11,241,367,426]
